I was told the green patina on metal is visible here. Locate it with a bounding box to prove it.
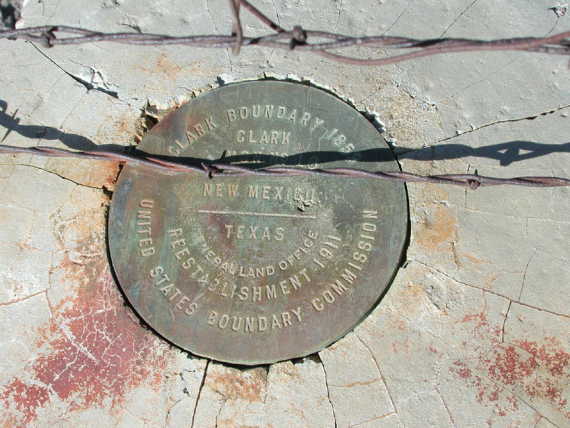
[108,80,408,365]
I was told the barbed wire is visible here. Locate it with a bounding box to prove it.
[0,0,569,66]
[1,144,569,190]
[1,1,569,191]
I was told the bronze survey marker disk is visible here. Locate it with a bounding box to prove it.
[109,81,408,365]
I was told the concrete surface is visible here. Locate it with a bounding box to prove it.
[0,0,569,427]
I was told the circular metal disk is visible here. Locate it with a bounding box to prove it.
[108,80,408,365]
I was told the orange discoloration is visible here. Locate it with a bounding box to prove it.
[208,368,267,402]
[95,160,121,191]
[137,53,182,79]
[154,53,182,79]
[403,282,424,297]
[47,157,120,192]
[460,252,488,265]
[113,114,135,137]
[483,273,498,289]
[415,205,457,251]
[16,239,37,251]
[137,54,222,80]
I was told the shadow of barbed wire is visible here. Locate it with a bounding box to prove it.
[0,99,124,151]
[1,100,569,168]
[397,141,570,167]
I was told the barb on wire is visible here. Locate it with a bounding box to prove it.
[0,0,569,66]
[1,144,569,190]
[229,0,243,55]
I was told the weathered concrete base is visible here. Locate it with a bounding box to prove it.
[1,0,568,426]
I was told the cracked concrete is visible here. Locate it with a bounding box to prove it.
[438,104,570,144]
[1,0,569,427]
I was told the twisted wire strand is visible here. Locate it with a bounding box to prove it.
[1,144,568,190]
[2,1,569,190]
[1,0,569,67]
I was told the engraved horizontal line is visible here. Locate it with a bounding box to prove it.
[197,209,317,219]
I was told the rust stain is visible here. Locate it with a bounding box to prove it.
[415,205,457,251]
[335,378,380,388]
[151,53,182,79]
[95,160,121,192]
[208,368,266,402]
[1,238,170,426]
[403,282,424,297]
[136,54,223,79]
[46,156,120,192]
[113,114,134,137]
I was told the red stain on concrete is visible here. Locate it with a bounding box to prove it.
[451,360,472,379]
[487,345,537,385]
[461,311,487,325]
[451,338,569,420]
[516,337,569,377]
[459,308,502,344]
[1,252,169,426]
[0,379,50,423]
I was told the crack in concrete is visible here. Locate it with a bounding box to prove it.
[261,364,270,405]
[500,300,512,343]
[214,398,228,428]
[435,386,456,427]
[518,252,536,300]
[68,60,120,95]
[451,241,461,269]
[349,412,397,427]
[190,359,210,428]
[413,260,570,319]
[30,43,119,99]
[440,0,481,37]
[164,401,179,426]
[44,289,55,319]
[437,104,570,143]
[1,163,104,190]
[354,333,399,415]
[317,354,338,428]
[334,0,344,32]
[0,289,47,307]
[270,0,281,26]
